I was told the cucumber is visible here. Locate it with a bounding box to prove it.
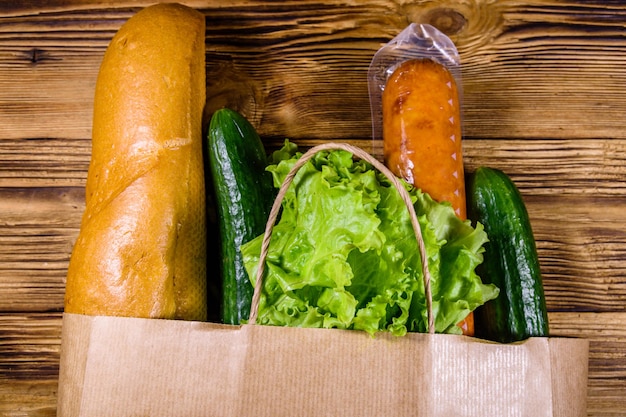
[466,167,549,342]
[207,108,274,324]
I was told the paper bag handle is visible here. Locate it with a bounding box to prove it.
[249,142,434,334]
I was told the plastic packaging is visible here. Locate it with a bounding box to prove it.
[367,23,463,151]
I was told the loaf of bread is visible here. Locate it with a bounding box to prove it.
[64,3,207,321]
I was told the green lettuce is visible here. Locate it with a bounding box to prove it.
[241,141,498,336]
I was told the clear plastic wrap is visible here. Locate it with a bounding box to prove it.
[367,23,463,156]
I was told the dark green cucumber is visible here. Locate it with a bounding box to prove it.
[207,108,274,324]
[466,167,549,342]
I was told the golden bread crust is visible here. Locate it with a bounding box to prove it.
[65,3,207,320]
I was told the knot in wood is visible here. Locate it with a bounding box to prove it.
[29,48,43,64]
[423,8,466,36]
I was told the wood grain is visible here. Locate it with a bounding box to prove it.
[0,0,625,415]
[550,312,626,416]
[0,313,60,417]
[0,187,81,312]
[1,1,626,141]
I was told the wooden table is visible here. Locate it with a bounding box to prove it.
[1,1,625,415]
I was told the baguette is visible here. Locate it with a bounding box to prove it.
[64,3,207,320]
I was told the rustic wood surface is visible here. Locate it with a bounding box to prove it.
[1,0,625,415]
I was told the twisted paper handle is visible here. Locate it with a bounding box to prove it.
[248,142,434,334]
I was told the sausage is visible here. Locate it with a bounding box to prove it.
[382,57,473,334]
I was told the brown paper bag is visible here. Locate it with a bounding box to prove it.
[57,143,589,416]
[57,312,587,417]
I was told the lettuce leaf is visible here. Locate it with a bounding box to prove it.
[241,140,498,336]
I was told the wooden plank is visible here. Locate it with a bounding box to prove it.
[0,313,61,380]
[0,312,60,417]
[2,136,625,192]
[0,1,625,141]
[551,312,626,416]
[0,187,81,312]
[0,381,57,417]
[0,138,89,188]
[0,50,100,140]
[463,139,626,197]
[0,139,625,314]
[530,196,626,312]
